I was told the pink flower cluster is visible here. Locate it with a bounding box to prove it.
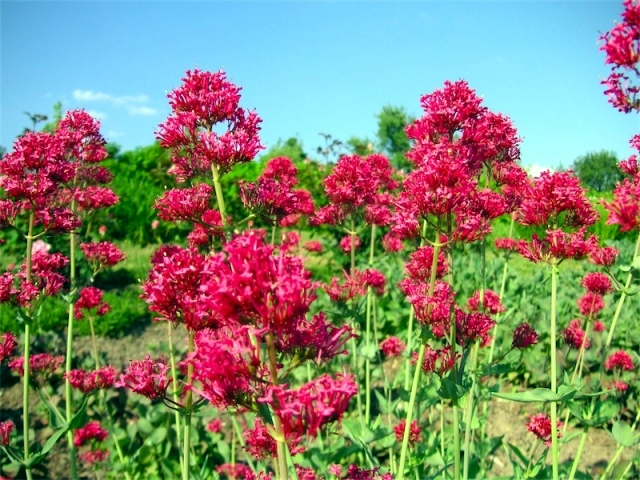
[379,336,406,357]
[9,353,64,378]
[65,366,117,394]
[115,355,170,401]
[526,413,563,447]
[605,350,635,371]
[393,419,422,444]
[0,332,17,363]
[600,0,640,112]
[75,286,111,319]
[156,69,264,181]
[240,156,315,226]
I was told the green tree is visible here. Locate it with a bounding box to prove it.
[345,136,374,156]
[260,137,308,164]
[376,105,414,170]
[571,150,623,192]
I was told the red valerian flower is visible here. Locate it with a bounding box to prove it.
[581,272,613,295]
[244,418,278,459]
[590,245,619,267]
[594,320,606,332]
[9,353,64,377]
[206,418,222,434]
[563,319,590,350]
[467,289,505,315]
[73,186,118,211]
[599,0,640,112]
[81,242,125,268]
[154,183,213,223]
[401,279,455,338]
[393,419,422,444]
[156,69,264,181]
[259,374,358,439]
[603,176,640,232]
[516,229,598,264]
[0,332,17,362]
[577,292,605,318]
[57,109,108,165]
[382,232,404,253]
[343,464,393,480]
[517,170,598,229]
[414,345,458,377]
[511,323,539,349]
[78,449,109,465]
[0,420,15,446]
[526,413,563,447]
[303,240,323,253]
[605,350,635,371]
[455,308,495,347]
[339,235,361,253]
[379,336,406,357]
[75,286,111,319]
[216,463,255,480]
[189,326,267,410]
[65,366,117,394]
[115,355,170,401]
[405,245,449,282]
[74,421,108,447]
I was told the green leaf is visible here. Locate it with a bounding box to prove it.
[68,396,89,430]
[612,421,635,448]
[631,255,640,270]
[492,388,559,403]
[257,402,274,425]
[26,426,68,467]
[480,362,520,377]
[358,343,377,361]
[437,378,469,400]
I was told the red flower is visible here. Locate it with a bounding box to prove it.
[455,308,495,347]
[81,242,125,268]
[563,319,590,350]
[605,350,635,371]
[581,272,613,295]
[74,421,108,447]
[65,366,117,394]
[467,289,505,315]
[577,292,605,318]
[156,69,264,181]
[0,420,15,446]
[154,183,213,223]
[511,323,539,349]
[393,419,422,444]
[9,353,64,377]
[0,332,17,363]
[339,235,361,253]
[414,345,458,377]
[116,355,170,401]
[405,245,449,282]
[526,413,562,447]
[604,177,640,232]
[379,336,406,357]
[303,240,323,253]
[75,287,110,319]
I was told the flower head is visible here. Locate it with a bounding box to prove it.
[115,355,170,401]
[74,421,108,447]
[393,419,422,445]
[0,332,17,363]
[511,323,539,349]
[605,350,635,371]
[379,336,406,357]
[0,420,15,446]
[526,413,562,447]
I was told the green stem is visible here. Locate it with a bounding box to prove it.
[605,231,640,350]
[211,162,228,232]
[568,426,589,480]
[23,210,35,480]
[364,224,377,425]
[167,321,183,473]
[230,415,256,471]
[462,342,480,480]
[550,262,559,480]
[397,232,442,480]
[266,332,289,480]
[404,307,415,391]
[600,409,640,480]
[182,331,195,480]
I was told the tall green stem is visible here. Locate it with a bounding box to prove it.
[568,426,589,480]
[23,210,35,480]
[167,322,183,473]
[182,331,195,480]
[211,162,228,229]
[605,231,640,350]
[364,225,377,424]
[550,262,559,480]
[397,232,442,480]
[266,332,289,480]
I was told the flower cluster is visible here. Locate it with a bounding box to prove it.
[379,336,406,357]
[80,241,126,269]
[511,323,539,349]
[526,413,563,447]
[605,350,635,371]
[604,135,640,233]
[0,332,17,363]
[9,353,64,378]
[75,286,111,319]
[115,355,170,401]
[65,366,117,394]
[0,420,15,446]
[393,419,422,445]
[74,421,108,447]
[240,156,315,226]
[600,0,640,112]
[156,69,264,181]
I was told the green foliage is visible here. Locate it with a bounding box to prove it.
[571,150,624,192]
[376,105,414,170]
[345,136,375,156]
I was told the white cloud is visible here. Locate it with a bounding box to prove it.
[72,89,156,117]
[127,105,157,116]
[87,110,106,120]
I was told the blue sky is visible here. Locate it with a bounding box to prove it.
[2,1,638,172]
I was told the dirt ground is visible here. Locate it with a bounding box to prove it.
[0,320,634,479]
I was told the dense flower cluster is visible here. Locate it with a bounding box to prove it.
[605,350,635,371]
[600,0,640,112]
[156,69,264,181]
[393,419,422,444]
[604,136,640,233]
[563,319,590,350]
[415,345,458,377]
[80,242,126,269]
[240,156,314,225]
[526,413,563,447]
[379,336,406,357]
[65,366,117,394]
[0,420,14,446]
[467,289,505,315]
[9,353,64,378]
[75,286,111,319]
[0,332,17,362]
[74,421,108,447]
[115,355,170,401]
[511,323,539,349]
